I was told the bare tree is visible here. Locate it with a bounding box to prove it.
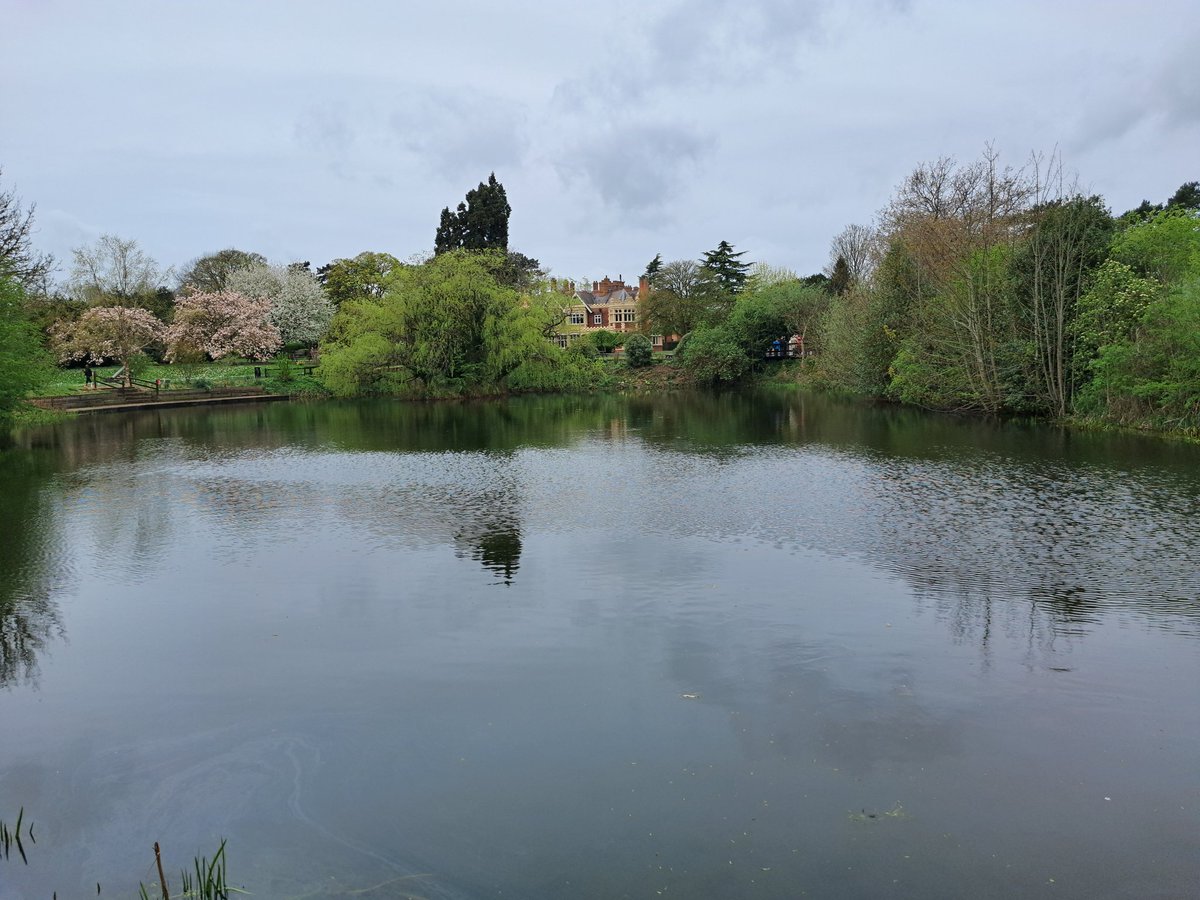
[0,167,55,285]
[1023,153,1111,417]
[68,234,169,305]
[827,224,879,283]
[879,146,1036,411]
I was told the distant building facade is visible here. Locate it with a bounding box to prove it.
[550,274,665,350]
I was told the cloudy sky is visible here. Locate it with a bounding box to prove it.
[3,0,1196,285]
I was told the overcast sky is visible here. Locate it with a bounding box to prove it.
[2,0,1196,285]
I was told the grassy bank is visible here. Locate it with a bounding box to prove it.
[33,360,329,399]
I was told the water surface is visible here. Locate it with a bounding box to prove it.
[1,392,1197,898]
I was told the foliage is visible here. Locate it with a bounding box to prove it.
[700,240,751,295]
[165,290,282,361]
[679,326,753,384]
[434,173,511,253]
[642,259,728,336]
[643,253,663,286]
[1110,208,1200,285]
[586,329,623,353]
[1168,181,1200,211]
[828,255,851,295]
[818,245,915,396]
[1081,277,1200,430]
[178,248,266,293]
[494,251,545,290]
[317,251,401,306]
[226,263,334,345]
[1012,194,1114,415]
[272,352,295,382]
[319,249,563,397]
[0,277,52,424]
[745,262,798,292]
[624,332,653,368]
[0,168,54,286]
[52,305,165,382]
[1073,259,1161,375]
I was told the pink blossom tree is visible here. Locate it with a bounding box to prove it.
[53,306,165,386]
[164,289,282,362]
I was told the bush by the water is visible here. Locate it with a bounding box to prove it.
[624,333,653,368]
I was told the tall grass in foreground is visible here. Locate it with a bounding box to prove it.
[0,807,34,863]
[139,839,231,900]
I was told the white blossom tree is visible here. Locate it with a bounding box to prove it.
[226,263,333,346]
[165,290,282,362]
[53,306,165,386]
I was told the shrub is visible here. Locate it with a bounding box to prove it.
[679,326,753,384]
[272,352,295,383]
[624,333,653,368]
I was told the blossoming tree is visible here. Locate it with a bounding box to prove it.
[164,290,282,362]
[226,263,334,346]
[53,306,165,386]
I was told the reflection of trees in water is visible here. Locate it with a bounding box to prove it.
[460,519,521,585]
[12,390,1200,645]
[0,448,65,689]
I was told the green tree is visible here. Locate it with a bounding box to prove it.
[1072,259,1161,387]
[828,255,851,296]
[1168,181,1200,211]
[1014,194,1115,416]
[643,253,663,286]
[434,173,511,253]
[679,326,753,384]
[624,332,653,368]
[1111,208,1200,285]
[178,248,267,293]
[320,250,556,396]
[642,259,728,337]
[700,240,751,295]
[0,276,51,425]
[748,280,829,356]
[317,251,401,306]
[1083,277,1200,429]
[494,251,545,290]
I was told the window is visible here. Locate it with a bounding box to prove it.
[569,312,585,325]
[593,313,602,325]
[651,334,663,346]
[613,308,636,323]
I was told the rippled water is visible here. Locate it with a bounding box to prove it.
[1,392,1197,898]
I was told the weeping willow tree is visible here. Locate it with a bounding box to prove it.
[319,249,572,397]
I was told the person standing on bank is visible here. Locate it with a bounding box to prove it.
[83,365,93,389]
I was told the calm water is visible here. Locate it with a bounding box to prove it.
[1,391,1197,899]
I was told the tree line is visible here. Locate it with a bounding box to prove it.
[1,159,1198,433]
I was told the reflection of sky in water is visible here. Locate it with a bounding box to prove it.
[93,432,1200,634]
[1,395,1198,898]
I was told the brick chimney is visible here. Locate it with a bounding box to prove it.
[638,274,649,297]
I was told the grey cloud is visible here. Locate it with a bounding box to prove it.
[388,88,530,179]
[1067,33,1200,155]
[294,107,355,158]
[1157,43,1200,128]
[558,124,714,219]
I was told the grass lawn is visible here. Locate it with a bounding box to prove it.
[33,360,328,398]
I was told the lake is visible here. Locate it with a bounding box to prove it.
[1,391,1197,899]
